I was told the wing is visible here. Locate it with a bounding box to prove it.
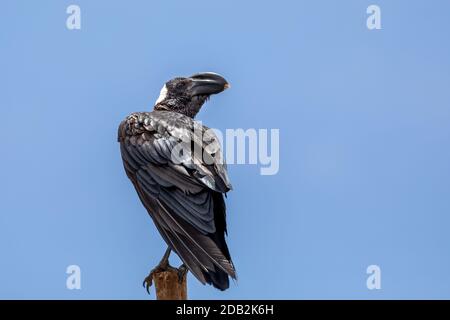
[118,111,236,289]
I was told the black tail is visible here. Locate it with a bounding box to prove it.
[146,192,236,290]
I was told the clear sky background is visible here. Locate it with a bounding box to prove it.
[1,0,450,299]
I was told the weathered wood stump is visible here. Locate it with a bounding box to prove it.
[152,266,187,300]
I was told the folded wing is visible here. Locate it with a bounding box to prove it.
[118,111,236,290]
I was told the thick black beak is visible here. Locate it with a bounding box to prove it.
[188,72,230,97]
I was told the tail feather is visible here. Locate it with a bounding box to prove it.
[155,198,236,278]
[135,183,236,290]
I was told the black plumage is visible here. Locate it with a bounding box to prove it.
[118,73,236,290]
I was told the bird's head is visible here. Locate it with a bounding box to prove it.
[153,72,230,118]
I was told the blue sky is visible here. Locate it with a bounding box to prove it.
[1,0,450,299]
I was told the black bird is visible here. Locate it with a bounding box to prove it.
[118,72,236,291]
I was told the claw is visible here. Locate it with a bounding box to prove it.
[143,274,154,294]
[142,247,172,294]
[142,265,166,295]
[177,264,188,284]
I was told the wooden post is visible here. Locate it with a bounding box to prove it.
[152,266,187,300]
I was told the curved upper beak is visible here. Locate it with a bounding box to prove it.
[188,72,230,97]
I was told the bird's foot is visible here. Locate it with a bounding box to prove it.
[143,247,172,294]
[142,260,170,294]
[177,264,188,284]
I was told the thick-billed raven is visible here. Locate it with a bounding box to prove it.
[118,72,236,291]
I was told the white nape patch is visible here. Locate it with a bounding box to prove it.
[155,85,168,104]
